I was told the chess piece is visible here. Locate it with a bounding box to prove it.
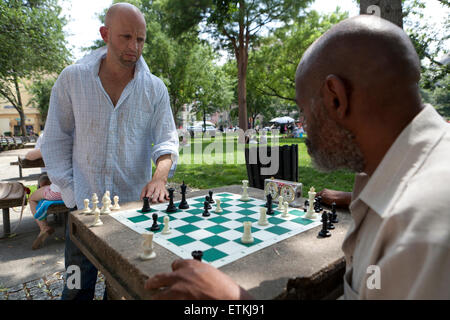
[258,207,269,226]
[318,212,331,237]
[208,191,214,204]
[266,193,274,215]
[178,181,189,209]
[240,180,250,201]
[277,196,284,211]
[161,216,171,235]
[304,187,318,219]
[88,193,100,216]
[142,197,151,213]
[215,199,223,213]
[241,221,254,244]
[202,201,210,217]
[330,202,339,223]
[82,199,90,214]
[205,196,212,210]
[282,201,289,217]
[90,209,103,227]
[100,192,111,215]
[139,232,156,260]
[327,212,335,230]
[112,196,120,210]
[192,250,203,261]
[150,213,160,231]
[166,188,177,213]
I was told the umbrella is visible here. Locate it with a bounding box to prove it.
[269,116,296,124]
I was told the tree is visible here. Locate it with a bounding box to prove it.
[0,0,70,135]
[28,78,56,125]
[163,0,313,133]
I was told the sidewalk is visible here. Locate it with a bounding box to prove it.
[0,147,199,299]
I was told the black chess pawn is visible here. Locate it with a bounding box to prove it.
[202,201,210,217]
[327,212,335,230]
[166,188,178,213]
[150,213,160,231]
[330,202,339,223]
[191,250,203,262]
[141,197,151,213]
[318,212,331,237]
[208,191,214,204]
[178,182,189,209]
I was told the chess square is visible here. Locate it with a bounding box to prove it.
[186,229,215,240]
[221,212,244,220]
[200,235,229,247]
[252,229,278,241]
[176,224,200,234]
[216,193,234,198]
[209,216,231,224]
[202,248,228,263]
[181,215,203,224]
[168,219,188,229]
[168,235,196,246]
[236,209,257,216]
[205,225,230,234]
[218,229,243,241]
[179,240,211,253]
[221,220,242,230]
[236,216,258,224]
[128,215,151,223]
[191,219,217,229]
[278,221,304,231]
[236,202,256,209]
[185,208,203,215]
[214,241,248,255]
[291,217,315,226]
[267,216,286,225]
[170,211,192,219]
[233,237,263,247]
[265,225,291,235]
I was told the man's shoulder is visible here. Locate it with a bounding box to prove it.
[139,69,168,97]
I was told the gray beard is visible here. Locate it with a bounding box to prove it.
[305,122,365,173]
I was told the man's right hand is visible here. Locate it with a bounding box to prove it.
[316,188,352,207]
[144,259,253,300]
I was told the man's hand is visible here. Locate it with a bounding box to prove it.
[144,259,253,300]
[316,188,352,207]
[140,154,173,203]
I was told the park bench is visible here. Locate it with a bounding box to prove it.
[13,136,24,148]
[5,136,17,149]
[0,136,9,151]
[12,156,46,178]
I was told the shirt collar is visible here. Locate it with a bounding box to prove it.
[356,104,447,217]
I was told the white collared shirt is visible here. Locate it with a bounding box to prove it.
[343,104,450,299]
[41,48,179,209]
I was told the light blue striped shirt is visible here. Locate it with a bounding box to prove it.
[41,47,179,209]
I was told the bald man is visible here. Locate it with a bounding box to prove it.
[42,3,179,300]
[144,15,450,300]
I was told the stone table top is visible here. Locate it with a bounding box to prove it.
[69,185,351,300]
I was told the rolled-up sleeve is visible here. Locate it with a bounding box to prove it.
[150,79,179,178]
[41,69,76,208]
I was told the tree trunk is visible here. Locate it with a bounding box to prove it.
[13,76,26,135]
[360,0,403,28]
[237,0,248,136]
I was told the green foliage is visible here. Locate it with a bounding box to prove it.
[0,0,70,134]
[28,77,56,124]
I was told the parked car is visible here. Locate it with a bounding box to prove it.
[187,124,217,138]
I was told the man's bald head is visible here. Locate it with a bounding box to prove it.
[296,15,421,111]
[104,2,146,28]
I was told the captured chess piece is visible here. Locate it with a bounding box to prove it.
[150,213,160,231]
[318,212,331,237]
[82,199,90,214]
[112,196,120,210]
[142,197,151,213]
[208,191,214,204]
[100,192,111,215]
[178,181,189,209]
[166,188,177,213]
[139,232,156,260]
[89,193,100,216]
[90,209,103,227]
[202,200,211,217]
[191,250,203,261]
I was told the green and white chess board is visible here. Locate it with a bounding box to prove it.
[109,192,321,268]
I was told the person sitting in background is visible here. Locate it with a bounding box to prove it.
[29,174,62,250]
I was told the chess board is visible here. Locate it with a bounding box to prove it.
[109,193,322,268]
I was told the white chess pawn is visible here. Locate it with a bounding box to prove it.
[139,232,156,260]
[112,196,120,210]
[282,201,289,217]
[215,199,223,213]
[277,196,284,211]
[88,193,100,216]
[82,199,90,214]
[240,180,250,201]
[90,210,103,227]
[241,221,254,244]
[258,207,269,226]
[161,216,171,235]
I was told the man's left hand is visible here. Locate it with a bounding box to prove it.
[140,178,168,203]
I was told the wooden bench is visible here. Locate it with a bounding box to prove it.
[16,156,45,178]
[0,136,8,151]
[0,197,27,238]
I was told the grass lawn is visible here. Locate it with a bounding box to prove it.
[169,135,355,197]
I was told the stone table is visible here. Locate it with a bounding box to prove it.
[69,185,351,300]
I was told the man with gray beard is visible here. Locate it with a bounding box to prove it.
[143,15,450,299]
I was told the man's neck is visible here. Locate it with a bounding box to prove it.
[99,55,136,81]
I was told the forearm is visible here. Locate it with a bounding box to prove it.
[152,154,173,182]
